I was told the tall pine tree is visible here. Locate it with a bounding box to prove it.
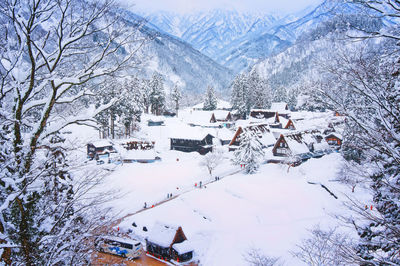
[149,72,166,115]
[203,85,218,111]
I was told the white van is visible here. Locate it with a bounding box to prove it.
[95,236,142,258]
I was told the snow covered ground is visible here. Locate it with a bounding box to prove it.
[117,153,361,265]
[65,110,370,265]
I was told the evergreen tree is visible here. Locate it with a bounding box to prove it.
[171,84,182,116]
[233,130,265,174]
[231,74,250,119]
[203,85,218,111]
[149,72,166,115]
[248,71,271,109]
[141,79,151,114]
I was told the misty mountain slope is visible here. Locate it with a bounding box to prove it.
[121,11,234,95]
[140,9,292,73]
[251,8,383,95]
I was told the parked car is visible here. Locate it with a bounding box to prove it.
[299,152,313,162]
[312,150,325,158]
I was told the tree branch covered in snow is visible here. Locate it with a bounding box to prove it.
[0,0,147,263]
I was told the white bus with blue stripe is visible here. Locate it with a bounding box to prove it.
[95,236,142,258]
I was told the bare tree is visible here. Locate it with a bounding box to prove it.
[200,147,224,176]
[291,226,358,266]
[0,0,146,264]
[244,248,280,266]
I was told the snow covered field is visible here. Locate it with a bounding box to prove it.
[66,111,368,265]
[117,154,356,265]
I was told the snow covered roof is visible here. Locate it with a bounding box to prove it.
[192,99,232,110]
[120,149,156,160]
[181,110,214,125]
[147,223,180,248]
[212,127,235,141]
[90,140,113,148]
[258,131,277,147]
[212,110,231,120]
[172,240,193,254]
[326,132,342,140]
[169,125,215,140]
[271,102,288,112]
[286,138,310,155]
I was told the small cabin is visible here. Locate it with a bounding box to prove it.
[229,123,275,151]
[325,133,342,148]
[87,140,115,159]
[272,134,310,157]
[170,133,214,155]
[171,240,194,263]
[146,224,193,263]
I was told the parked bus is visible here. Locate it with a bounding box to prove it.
[95,236,142,258]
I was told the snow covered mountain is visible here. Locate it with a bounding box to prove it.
[137,1,366,74]
[250,2,383,105]
[120,11,234,95]
[139,6,321,74]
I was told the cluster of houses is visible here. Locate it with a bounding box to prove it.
[87,137,158,164]
[87,100,344,166]
[169,101,344,165]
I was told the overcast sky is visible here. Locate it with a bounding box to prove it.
[120,0,323,14]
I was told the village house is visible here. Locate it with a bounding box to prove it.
[146,223,193,263]
[325,132,342,148]
[229,123,276,151]
[249,110,281,128]
[170,128,215,155]
[272,133,310,157]
[87,140,115,160]
[270,102,291,119]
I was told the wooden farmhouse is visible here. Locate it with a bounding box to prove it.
[87,140,115,159]
[210,111,233,123]
[146,224,193,263]
[325,133,342,148]
[270,102,290,119]
[272,133,310,157]
[249,110,281,128]
[170,129,214,155]
[229,123,276,151]
[279,117,296,130]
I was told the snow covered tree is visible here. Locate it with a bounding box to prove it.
[231,74,250,119]
[0,0,144,263]
[308,36,400,265]
[248,71,271,109]
[141,78,152,114]
[149,72,166,115]
[233,130,265,174]
[120,77,144,137]
[171,84,182,116]
[203,85,218,111]
[200,148,224,176]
